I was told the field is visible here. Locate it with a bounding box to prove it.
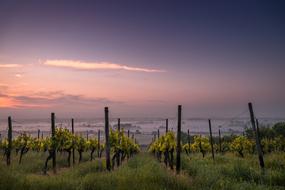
[1,0,285,189]
[1,151,284,190]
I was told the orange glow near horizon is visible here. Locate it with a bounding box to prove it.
[0,97,52,109]
[0,97,16,108]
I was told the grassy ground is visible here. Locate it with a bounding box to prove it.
[181,152,285,190]
[0,151,190,190]
[0,151,284,190]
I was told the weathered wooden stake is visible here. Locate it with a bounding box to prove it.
[51,113,56,173]
[208,119,215,160]
[187,129,191,155]
[166,119,169,133]
[71,118,75,164]
[248,102,264,169]
[117,118,121,166]
[7,116,12,166]
[157,129,160,138]
[118,118,120,131]
[176,105,182,174]
[37,129,40,139]
[218,128,222,153]
[256,119,263,153]
[98,130,101,157]
[104,107,111,171]
[187,129,190,145]
[127,130,130,138]
[86,130,89,140]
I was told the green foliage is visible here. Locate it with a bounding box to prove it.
[245,126,275,139]
[183,135,211,157]
[272,122,285,138]
[148,132,176,153]
[182,143,191,153]
[244,122,285,153]
[0,127,139,171]
[191,135,211,152]
[261,138,276,153]
[86,138,98,151]
[0,138,8,150]
[75,135,87,152]
[110,129,140,156]
[230,136,254,157]
[148,132,177,168]
[245,122,285,139]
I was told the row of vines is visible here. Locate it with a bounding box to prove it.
[0,127,140,173]
[182,135,285,157]
[149,127,285,168]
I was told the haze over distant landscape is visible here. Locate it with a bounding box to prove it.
[0,0,285,119]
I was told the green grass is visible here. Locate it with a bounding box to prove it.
[0,151,190,190]
[181,152,285,190]
[0,151,285,190]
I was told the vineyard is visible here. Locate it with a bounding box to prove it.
[0,128,139,172]
[0,104,285,190]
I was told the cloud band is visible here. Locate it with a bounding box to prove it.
[43,59,165,73]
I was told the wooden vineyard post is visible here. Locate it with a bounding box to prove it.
[118,118,120,131]
[256,119,262,148]
[218,127,222,153]
[86,130,89,140]
[187,129,191,154]
[176,105,182,174]
[37,129,40,139]
[7,116,12,166]
[72,118,75,165]
[157,129,160,138]
[208,119,215,160]
[98,130,101,157]
[127,130,130,138]
[199,134,205,158]
[187,129,190,146]
[105,107,111,171]
[248,102,265,169]
[51,113,56,173]
[117,118,121,166]
[166,119,168,133]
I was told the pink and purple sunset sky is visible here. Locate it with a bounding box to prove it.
[0,0,285,119]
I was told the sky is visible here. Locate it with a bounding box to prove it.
[0,0,285,119]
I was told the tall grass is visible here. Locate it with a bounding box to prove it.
[0,152,191,190]
[181,152,285,190]
[1,151,284,190]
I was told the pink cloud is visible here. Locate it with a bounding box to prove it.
[42,59,166,73]
[0,64,22,68]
